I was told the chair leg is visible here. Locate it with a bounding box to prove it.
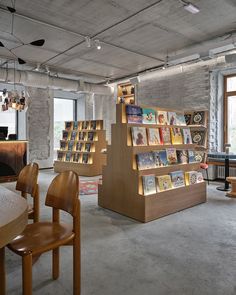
[73,238,81,295]
[206,169,210,185]
[0,247,6,295]
[33,184,40,223]
[52,248,59,280]
[22,254,32,295]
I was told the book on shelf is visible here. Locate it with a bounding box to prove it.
[159,127,171,145]
[142,174,157,196]
[136,152,156,170]
[62,130,70,140]
[126,105,143,123]
[78,132,85,140]
[88,131,95,141]
[70,130,77,141]
[182,128,192,144]
[90,120,97,130]
[82,121,89,130]
[170,127,183,144]
[194,151,206,163]
[176,150,188,164]
[188,150,196,163]
[142,108,156,124]
[185,171,198,185]
[191,130,206,146]
[57,151,64,161]
[170,171,185,188]
[184,113,192,125]
[156,175,172,192]
[67,140,75,151]
[166,148,178,165]
[176,113,186,126]
[82,153,89,164]
[76,142,84,151]
[73,153,80,163]
[60,140,67,150]
[153,150,168,166]
[157,110,168,125]
[73,121,79,130]
[85,143,91,152]
[147,128,161,145]
[197,172,204,183]
[65,121,73,130]
[65,152,72,162]
[131,127,147,146]
[168,112,177,125]
[192,111,206,125]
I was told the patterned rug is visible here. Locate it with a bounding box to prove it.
[79,179,101,195]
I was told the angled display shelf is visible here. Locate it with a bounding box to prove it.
[54,120,107,176]
[98,104,207,223]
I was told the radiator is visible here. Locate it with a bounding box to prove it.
[217,166,236,179]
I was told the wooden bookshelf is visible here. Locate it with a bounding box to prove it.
[117,82,135,104]
[54,120,107,176]
[98,104,207,223]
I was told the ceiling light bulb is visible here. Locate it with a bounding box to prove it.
[35,63,40,71]
[95,40,101,50]
[85,36,91,48]
[45,66,50,73]
[183,3,200,14]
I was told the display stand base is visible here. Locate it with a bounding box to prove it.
[216,186,230,192]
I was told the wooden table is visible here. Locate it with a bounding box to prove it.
[0,186,28,295]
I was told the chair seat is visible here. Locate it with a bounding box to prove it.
[200,163,208,169]
[8,222,74,256]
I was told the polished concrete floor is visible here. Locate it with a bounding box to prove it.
[3,170,236,295]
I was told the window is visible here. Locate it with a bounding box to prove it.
[54,98,75,158]
[224,75,236,153]
[0,91,17,136]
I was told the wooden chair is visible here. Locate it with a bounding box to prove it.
[16,163,39,223]
[8,171,80,295]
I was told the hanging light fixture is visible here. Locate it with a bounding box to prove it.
[94,40,102,50]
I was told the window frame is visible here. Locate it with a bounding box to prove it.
[224,74,236,149]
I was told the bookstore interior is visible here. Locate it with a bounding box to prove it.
[1,1,236,294]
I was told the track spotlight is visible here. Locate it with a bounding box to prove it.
[30,39,45,47]
[34,63,40,71]
[0,41,4,47]
[18,58,26,64]
[7,6,16,13]
[45,65,50,74]
[95,40,102,50]
[85,36,91,48]
[180,0,200,14]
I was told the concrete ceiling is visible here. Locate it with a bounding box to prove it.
[0,0,236,83]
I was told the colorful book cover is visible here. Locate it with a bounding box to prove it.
[88,132,95,141]
[168,112,177,125]
[157,150,168,166]
[73,121,79,130]
[70,130,77,141]
[136,152,156,170]
[76,142,83,151]
[166,148,178,165]
[65,121,73,130]
[60,140,67,150]
[182,128,192,144]
[85,143,91,152]
[159,127,171,145]
[170,171,185,188]
[192,111,206,125]
[126,105,143,124]
[191,130,206,146]
[57,151,64,161]
[142,108,156,124]
[67,140,75,151]
[73,153,80,163]
[188,150,196,163]
[82,121,89,130]
[65,152,72,162]
[131,127,147,146]
[147,128,161,145]
[194,151,206,163]
[82,153,89,164]
[62,130,69,140]
[185,171,198,185]
[184,113,192,125]
[176,113,187,126]
[197,172,204,183]
[176,150,188,164]
[157,111,168,125]
[170,128,183,144]
[90,120,97,130]
[142,175,157,196]
[156,175,172,192]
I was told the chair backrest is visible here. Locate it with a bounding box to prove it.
[16,162,39,195]
[45,171,79,217]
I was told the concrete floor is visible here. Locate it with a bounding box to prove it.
[3,170,236,295]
